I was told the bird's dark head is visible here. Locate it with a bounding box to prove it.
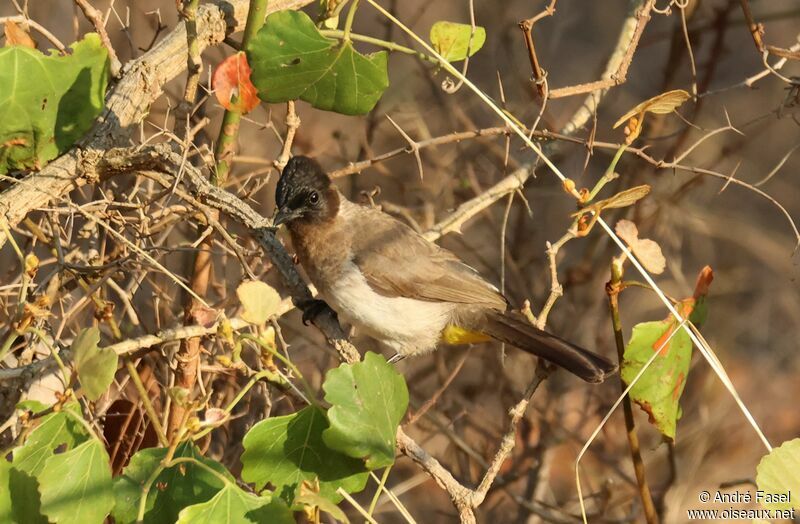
[273,156,338,227]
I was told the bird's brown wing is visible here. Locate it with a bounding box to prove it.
[348,204,507,310]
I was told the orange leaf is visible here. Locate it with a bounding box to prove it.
[4,20,36,49]
[212,52,260,114]
[693,265,713,299]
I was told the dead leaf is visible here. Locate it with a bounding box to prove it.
[4,20,36,49]
[615,219,638,246]
[614,90,692,129]
[236,280,280,324]
[614,89,691,143]
[594,185,651,211]
[190,303,219,328]
[615,219,666,274]
[693,265,714,299]
[211,52,260,114]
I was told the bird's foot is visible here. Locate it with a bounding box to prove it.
[387,353,406,364]
[299,299,336,326]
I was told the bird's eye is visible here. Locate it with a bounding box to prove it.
[308,191,320,205]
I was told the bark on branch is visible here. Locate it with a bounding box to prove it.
[0,0,312,251]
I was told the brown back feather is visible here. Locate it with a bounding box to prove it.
[344,200,508,310]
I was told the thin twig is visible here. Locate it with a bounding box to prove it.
[558,0,656,134]
[0,15,65,50]
[274,101,301,171]
[518,0,557,97]
[74,0,121,76]
[607,257,659,524]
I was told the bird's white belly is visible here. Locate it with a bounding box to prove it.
[322,262,453,355]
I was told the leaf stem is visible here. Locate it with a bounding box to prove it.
[320,29,439,64]
[606,257,659,524]
[136,455,232,522]
[342,0,360,42]
[125,358,169,447]
[367,466,392,516]
[214,0,269,184]
[240,333,318,406]
[586,143,628,202]
[191,369,281,441]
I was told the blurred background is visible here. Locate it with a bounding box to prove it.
[1,0,799,521]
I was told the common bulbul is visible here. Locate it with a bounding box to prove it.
[273,156,617,383]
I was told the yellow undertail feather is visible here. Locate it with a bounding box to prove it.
[440,324,492,345]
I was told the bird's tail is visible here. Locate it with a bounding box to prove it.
[481,311,617,383]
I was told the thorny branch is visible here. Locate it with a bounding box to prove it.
[73,0,122,76]
[1,0,798,522]
[518,0,557,97]
[82,142,546,523]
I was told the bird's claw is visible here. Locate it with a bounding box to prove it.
[300,299,334,326]
[387,353,405,364]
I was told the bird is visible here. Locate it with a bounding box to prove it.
[272,156,617,383]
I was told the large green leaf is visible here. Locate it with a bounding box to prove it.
[39,439,114,524]
[72,327,118,401]
[322,351,408,469]
[620,301,695,441]
[429,21,486,62]
[241,406,368,504]
[0,33,109,174]
[113,442,232,524]
[756,438,800,511]
[247,10,388,115]
[12,405,89,477]
[8,404,90,524]
[0,458,13,523]
[176,485,294,524]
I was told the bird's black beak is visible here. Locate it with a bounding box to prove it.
[272,207,298,228]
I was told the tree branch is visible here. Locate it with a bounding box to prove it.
[0,0,313,251]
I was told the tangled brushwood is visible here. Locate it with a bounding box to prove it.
[1,0,799,523]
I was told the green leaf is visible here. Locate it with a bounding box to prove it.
[0,458,13,524]
[429,21,486,62]
[39,439,114,524]
[7,404,89,524]
[0,33,108,174]
[756,438,800,511]
[72,327,118,401]
[620,302,696,441]
[295,485,349,523]
[322,352,408,469]
[241,406,368,504]
[177,485,293,524]
[113,442,232,524]
[247,10,389,115]
[12,404,89,477]
[15,399,49,414]
[236,281,281,325]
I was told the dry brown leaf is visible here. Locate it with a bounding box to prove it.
[631,238,666,275]
[615,219,666,274]
[615,219,639,246]
[594,185,651,211]
[4,20,36,49]
[767,45,800,60]
[613,89,692,129]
